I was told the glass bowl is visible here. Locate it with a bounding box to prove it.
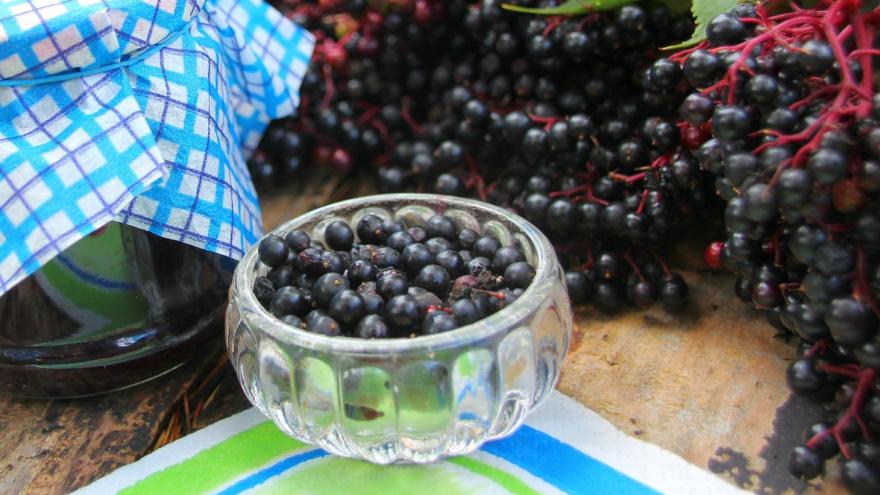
[225,193,572,464]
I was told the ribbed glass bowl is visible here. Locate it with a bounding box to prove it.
[226,194,572,464]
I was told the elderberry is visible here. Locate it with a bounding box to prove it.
[253,213,537,338]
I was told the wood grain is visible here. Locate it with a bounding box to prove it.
[560,244,845,495]
[0,174,848,494]
[0,356,207,495]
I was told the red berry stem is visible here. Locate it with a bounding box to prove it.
[805,339,830,358]
[426,304,452,314]
[653,252,673,279]
[624,252,646,282]
[852,10,876,119]
[464,155,487,201]
[356,101,381,124]
[854,245,880,318]
[609,171,647,184]
[552,181,609,206]
[473,289,507,300]
[787,84,841,111]
[635,189,650,215]
[401,97,424,135]
[549,184,590,198]
[542,16,564,36]
[576,13,599,30]
[807,367,877,458]
[818,362,864,378]
[694,0,877,175]
[527,112,562,131]
[320,64,335,110]
[369,117,393,148]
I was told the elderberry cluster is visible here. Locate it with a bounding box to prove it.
[245,0,880,491]
[673,2,880,492]
[254,213,535,338]
[254,0,705,313]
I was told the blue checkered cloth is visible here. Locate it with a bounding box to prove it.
[0,0,314,295]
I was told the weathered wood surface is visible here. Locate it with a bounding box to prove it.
[0,346,241,495]
[0,173,846,494]
[560,262,843,494]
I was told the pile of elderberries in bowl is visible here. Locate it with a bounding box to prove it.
[226,193,572,463]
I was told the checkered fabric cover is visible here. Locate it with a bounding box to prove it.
[0,0,315,295]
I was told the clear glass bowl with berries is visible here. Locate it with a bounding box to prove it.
[226,193,572,464]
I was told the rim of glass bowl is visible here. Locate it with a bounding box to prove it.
[233,193,557,354]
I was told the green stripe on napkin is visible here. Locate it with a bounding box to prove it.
[121,422,309,495]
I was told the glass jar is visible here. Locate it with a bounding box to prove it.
[0,223,234,398]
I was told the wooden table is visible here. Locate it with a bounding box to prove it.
[0,170,844,494]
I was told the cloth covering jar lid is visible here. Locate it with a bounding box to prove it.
[0,0,315,295]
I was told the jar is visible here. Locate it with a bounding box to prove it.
[0,223,234,397]
[0,0,313,397]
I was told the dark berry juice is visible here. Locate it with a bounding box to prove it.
[0,223,233,398]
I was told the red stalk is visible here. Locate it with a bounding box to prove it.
[806,367,877,458]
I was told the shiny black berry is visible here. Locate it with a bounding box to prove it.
[492,246,525,274]
[788,445,823,480]
[452,298,481,325]
[798,40,834,74]
[356,314,389,339]
[659,274,688,311]
[402,243,434,274]
[324,221,355,251]
[504,261,535,289]
[841,457,880,495]
[313,272,350,307]
[385,294,421,330]
[253,276,275,305]
[310,315,342,336]
[435,250,466,278]
[270,286,308,317]
[423,311,459,334]
[285,230,311,253]
[416,264,451,296]
[786,359,826,395]
[258,235,289,268]
[328,289,365,328]
[356,214,385,244]
[347,259,378,285]
[712,105,751,140]
[376,270,409,300]
[706,13,746,46]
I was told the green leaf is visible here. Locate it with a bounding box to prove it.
[663,0,745,50]
[501,0,638,16]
